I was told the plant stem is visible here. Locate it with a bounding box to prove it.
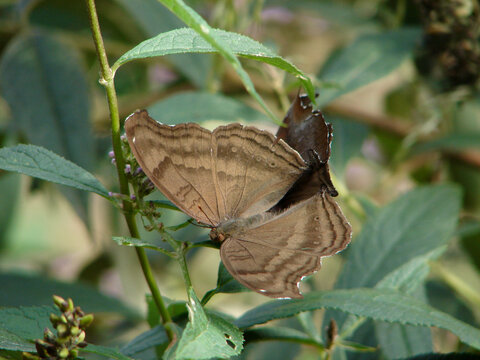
[85,0,174,342]
[177,243,194,291]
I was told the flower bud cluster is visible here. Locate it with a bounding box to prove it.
[23,295,94,360]
[109,135,155,198]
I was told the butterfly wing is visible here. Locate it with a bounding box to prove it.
[273,93,338,210]
[213,123,306,219]
[125,110,221,225]
[125,110,307,225]
[220,192,351,298]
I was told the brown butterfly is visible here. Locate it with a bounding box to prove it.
[273,92,338,211]
[125,110,351,298]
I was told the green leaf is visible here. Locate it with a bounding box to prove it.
[83,344,134,360]
[147,91,269,125]
[326,186,460,340]
[0,31,94,224]
[244,327,322,348]
[0,306,53,343]
[376,246,446,294]
[112,236,175,257]
[149,200,182,211]
[336,185,461,290]
[202,262,248,305]
[2,310,137,359]
[0,173,21,248]
[113,23,315,121]
[393,353,480,359]
[329,116,369,178]
[113,28,310,92]
[0,272,138,318]
[0,145,109,197]
[121,326,168,357]
[114,0,209,87]
[234,288,480,350]
[375,321,432,359]
[0,31,93,171]
[283,1,372,26]
[0,328,35,352]
[374,286,432,359]
[176,289,243,359]
[318,28,421,106]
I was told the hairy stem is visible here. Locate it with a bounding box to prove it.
[85,0,174,342]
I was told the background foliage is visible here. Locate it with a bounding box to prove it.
[1,0,480,359]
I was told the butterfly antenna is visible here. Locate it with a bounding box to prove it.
[197,205,215,228]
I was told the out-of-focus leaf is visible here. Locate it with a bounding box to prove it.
[426,281,478,327]
[83,344,134,360]
[121,325,168,358]
[0,30,93,168]
[335,185,461,290]
[413,134,480,153]
[176,289,243,359]
[375,321,432,360]
[325,186,460,339]
[398,354,480,359]
[0,173,21,249]
[373,286,432,360]
[243,326,321,347]
[376,247,446,294]
[234,288,480,349]
[318,28,421,106]
[0,145,109,197]
[328,116,369,177]
[114,0,208,87]
[274,0,373,26]
[0,31,94,222]
[0,273,139,318]
[147,91,269,125]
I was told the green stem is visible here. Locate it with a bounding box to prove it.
[85,0,174,342]
[177,243,193,291]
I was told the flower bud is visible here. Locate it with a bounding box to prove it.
[52,295,66,310]
[56,324,68,338]
[58,347,69,359]
[79,314,94,328]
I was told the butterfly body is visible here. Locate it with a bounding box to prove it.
[125,109,351,299]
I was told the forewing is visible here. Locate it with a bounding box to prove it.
[274,92,338,207]
[220,192,351,298]
[213,123,306,219]
[125,110,220,225]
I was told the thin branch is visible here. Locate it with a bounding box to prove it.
[85,0,174,342]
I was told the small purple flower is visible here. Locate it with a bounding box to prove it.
[134,167,143,175]
[130,194,136,201]
[108,191,114,197]
[124,164,132,174]
[108,151,115,158]
[111,158,116,165]
[121,134,127,141]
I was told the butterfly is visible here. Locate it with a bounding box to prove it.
[125,109,351,298]
[273,92,338,211]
